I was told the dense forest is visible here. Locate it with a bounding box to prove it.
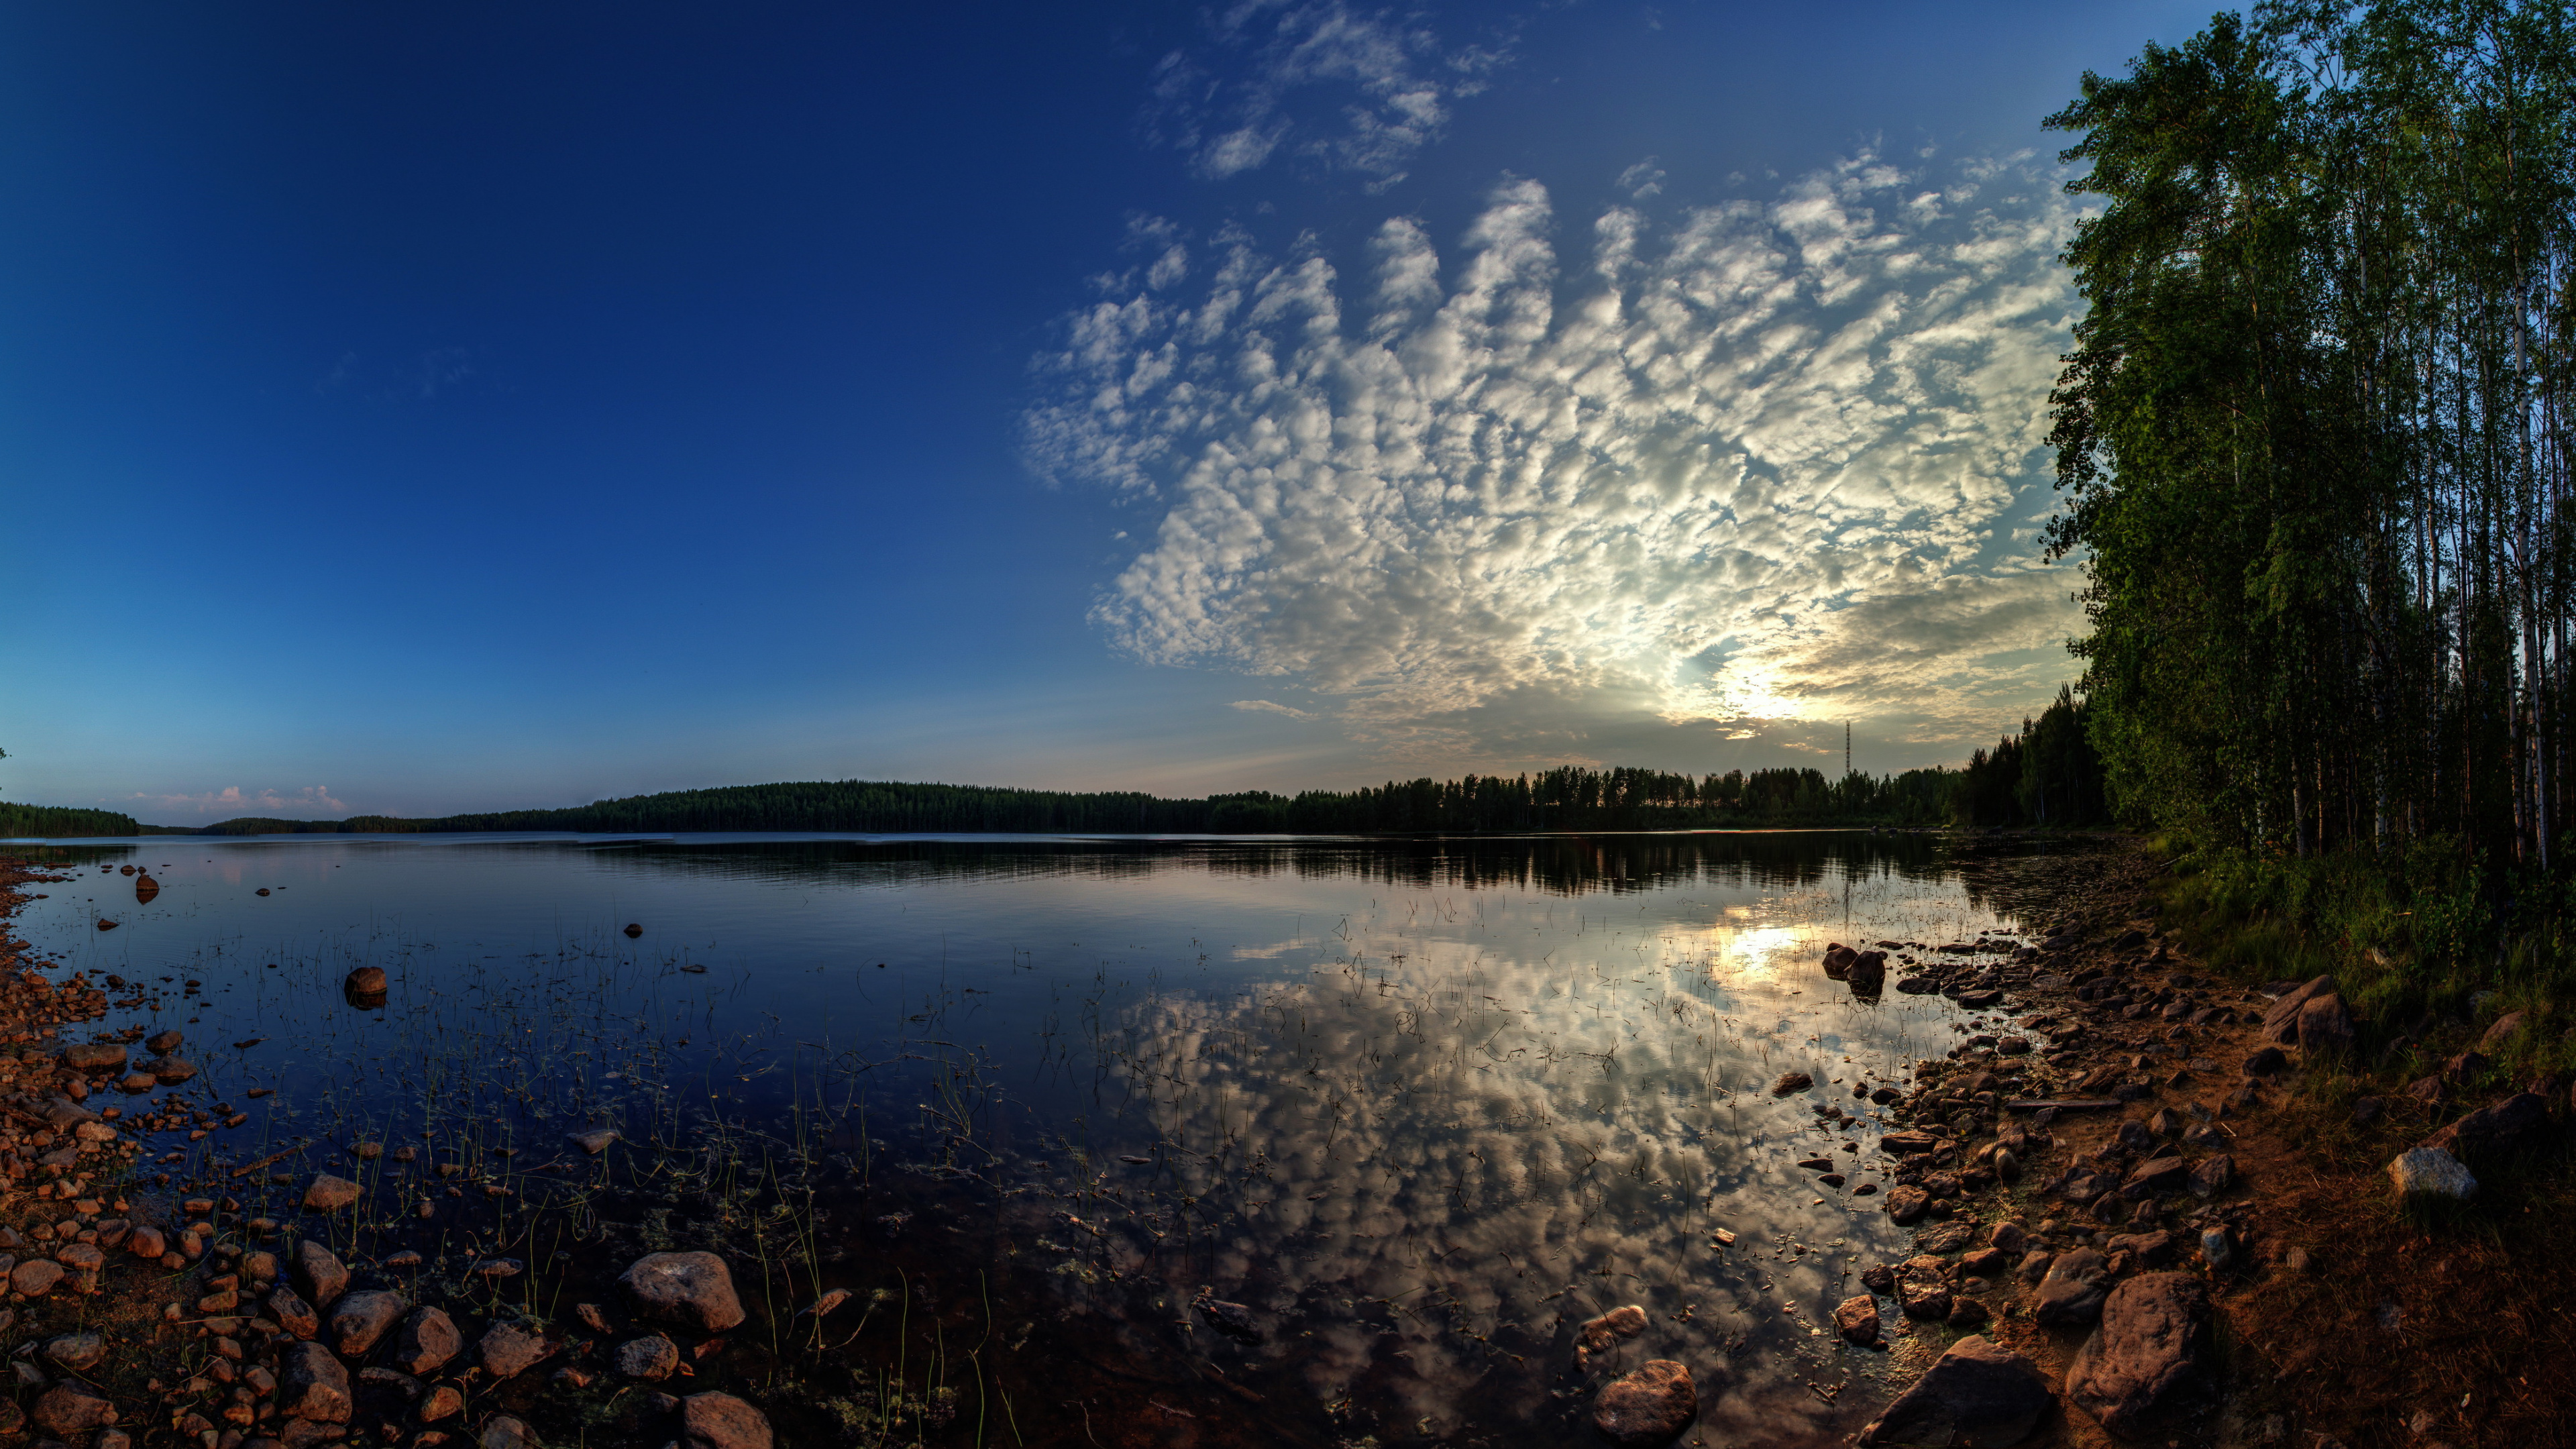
[0,803,140,838]
[59,692,2104,838]
[2050,0,2575,861]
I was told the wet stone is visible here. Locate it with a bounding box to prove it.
[1894,1256,1952,1321]
[1834,1296,1881,1346]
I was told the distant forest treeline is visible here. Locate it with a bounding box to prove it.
[0,803,141,838]
[7,692,2109,839]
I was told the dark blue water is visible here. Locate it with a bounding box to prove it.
[9,830,2055,1446]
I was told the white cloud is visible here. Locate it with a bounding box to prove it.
[1229,698,1320,720]
[132,785,350,818]
[1028,153,2088,762]
[1146,1,1510,187]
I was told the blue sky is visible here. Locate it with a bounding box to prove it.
[0,1,2218,821]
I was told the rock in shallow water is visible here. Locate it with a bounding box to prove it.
[302,1175,359,1213]
[1592,1360,1697,1447]
[1860,1335,2051,1446]
[619,1251,747,1333]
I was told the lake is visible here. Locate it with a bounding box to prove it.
[5,830,2086,1446]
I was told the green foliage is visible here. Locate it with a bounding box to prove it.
[2048,1,2576,863]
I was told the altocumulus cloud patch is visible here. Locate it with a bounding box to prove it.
[1026,153,2089,757]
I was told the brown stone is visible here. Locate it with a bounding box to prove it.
[1834,1295,1880,1346]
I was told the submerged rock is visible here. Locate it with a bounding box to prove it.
[1592,1360,1697,1447]
[303,1175,360,1213]
[1575,1303,1648,1366]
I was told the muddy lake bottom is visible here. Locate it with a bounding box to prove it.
[4,830,2110,1447]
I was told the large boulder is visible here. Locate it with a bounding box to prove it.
[1860,1335,2053,1446]
[2066,1273,2210,1436]
[619,1252,747,1333]
[1591,1360,1697,1447]
[2033,1249,2109,1327]
[682,1391,777,1449]
[2420,1093,2552,1166]
[2260,975,2339,1043]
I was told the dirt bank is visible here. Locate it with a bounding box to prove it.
[1836,835,2571,1449]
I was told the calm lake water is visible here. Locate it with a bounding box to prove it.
[7,830,2074,1447]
